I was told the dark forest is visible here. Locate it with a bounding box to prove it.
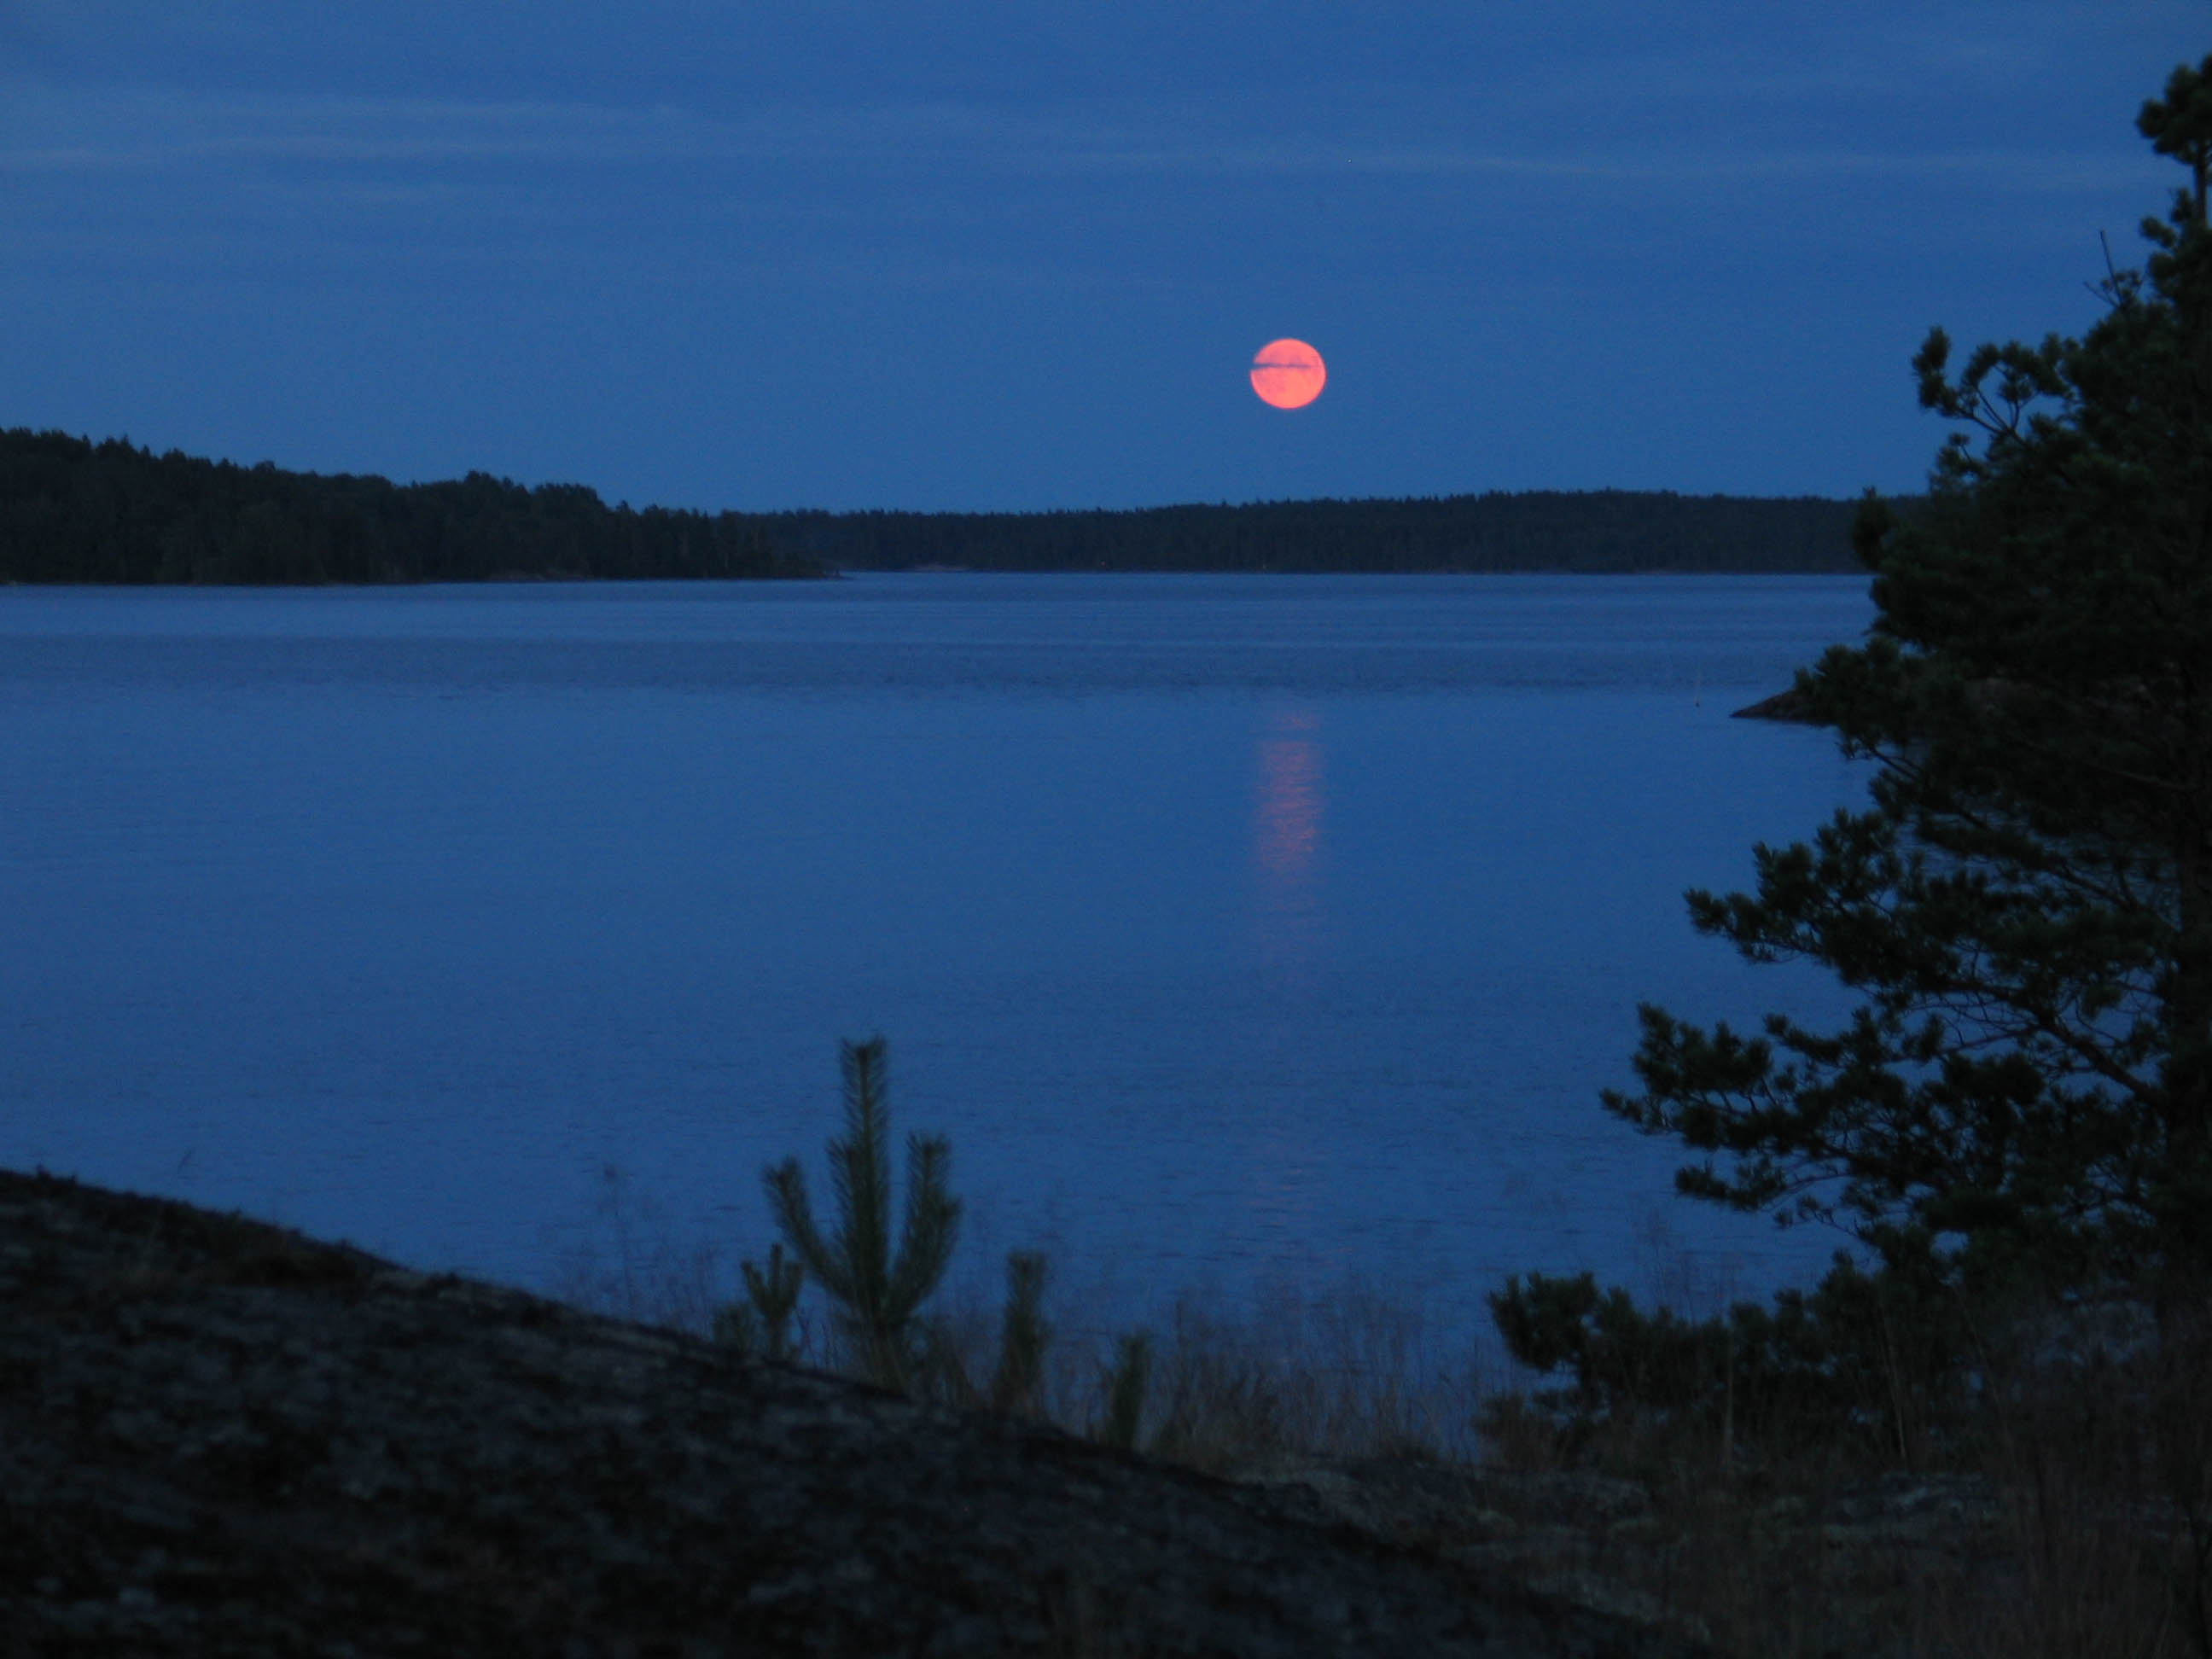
[0,430,824,585]
[759,491,1866,573]
[3,427,1869,584]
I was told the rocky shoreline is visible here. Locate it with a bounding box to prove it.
[1729,684,1820,722]
[0,1170,1718,1656]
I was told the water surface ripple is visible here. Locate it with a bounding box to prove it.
[0,574,1875,1338]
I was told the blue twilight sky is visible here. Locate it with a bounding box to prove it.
[3,4,2203,512]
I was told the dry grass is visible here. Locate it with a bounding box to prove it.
[548,1168,1493,1466]
[1948,1297,2212,1659]
[1468,1291,2212,1659]
[546,1169,2212,1657]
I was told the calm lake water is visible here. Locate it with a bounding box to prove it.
[0,573,1874,1342]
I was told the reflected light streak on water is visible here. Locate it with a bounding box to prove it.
[1254,710,1324,896]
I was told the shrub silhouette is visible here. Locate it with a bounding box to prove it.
[1487,1256,1973,1468]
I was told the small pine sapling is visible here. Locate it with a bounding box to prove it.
[1097,1330,1153,1452]
[713,1243,807,1360]
[765,1036,961,1390]
[988,1250,1052,1417]
[741,1243,805,1362]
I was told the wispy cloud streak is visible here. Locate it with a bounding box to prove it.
[0,79,2157,200]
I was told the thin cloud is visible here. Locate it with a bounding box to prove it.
[0,79,2150,201]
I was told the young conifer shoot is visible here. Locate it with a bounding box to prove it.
[987,1250,1052,1417]
[746,1243,806,1362]
[1098,1331,1154,1453]
[765,1037,961,1390]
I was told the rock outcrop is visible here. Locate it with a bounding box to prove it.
[0,1171,1704,1656]
[1729,685,1820,723]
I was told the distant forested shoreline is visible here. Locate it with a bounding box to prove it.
[759,491,1870,574]
[0,430,825,585]
[3,427,1873,584]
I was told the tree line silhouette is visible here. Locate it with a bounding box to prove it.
[2,426,1873,584]
[757,490,1869,573]
[0,429,824,585]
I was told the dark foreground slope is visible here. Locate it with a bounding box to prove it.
[0,1172,1700,1658]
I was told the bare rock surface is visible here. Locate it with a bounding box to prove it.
[1233,1454,2009,1655]
[0,1171,1707,1657]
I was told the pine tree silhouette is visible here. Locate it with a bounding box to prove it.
[765,1038,960,1389]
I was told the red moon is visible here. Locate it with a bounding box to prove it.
[1250,338,1326,409]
